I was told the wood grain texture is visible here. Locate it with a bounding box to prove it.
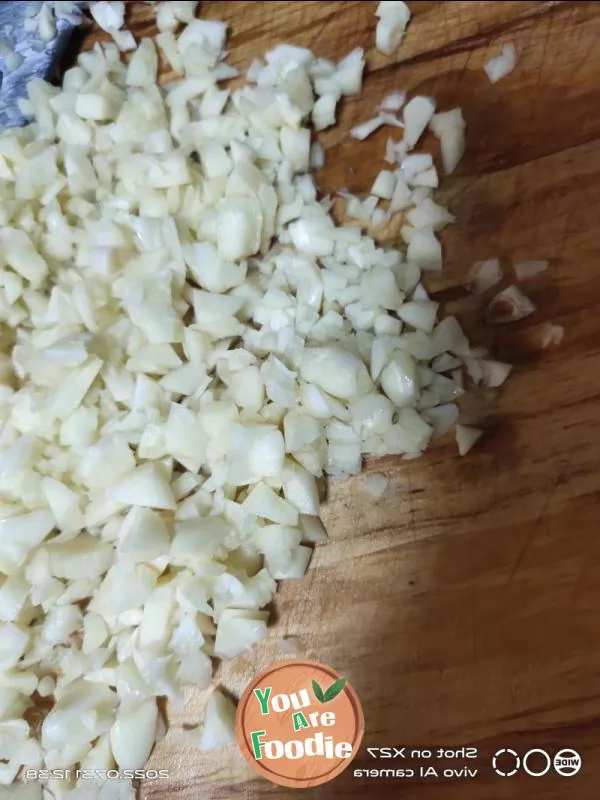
[84,2,600,798]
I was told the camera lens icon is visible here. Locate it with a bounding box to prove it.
[553,749,582,777]
[492,748,520,777]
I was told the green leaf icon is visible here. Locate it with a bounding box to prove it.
[312,677,348,703]
[323,677,347,702]
[312,679,325,703]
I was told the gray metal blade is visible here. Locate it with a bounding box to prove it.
[0,2,80,130]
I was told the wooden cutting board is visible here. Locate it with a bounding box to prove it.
[83,2,600,798]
